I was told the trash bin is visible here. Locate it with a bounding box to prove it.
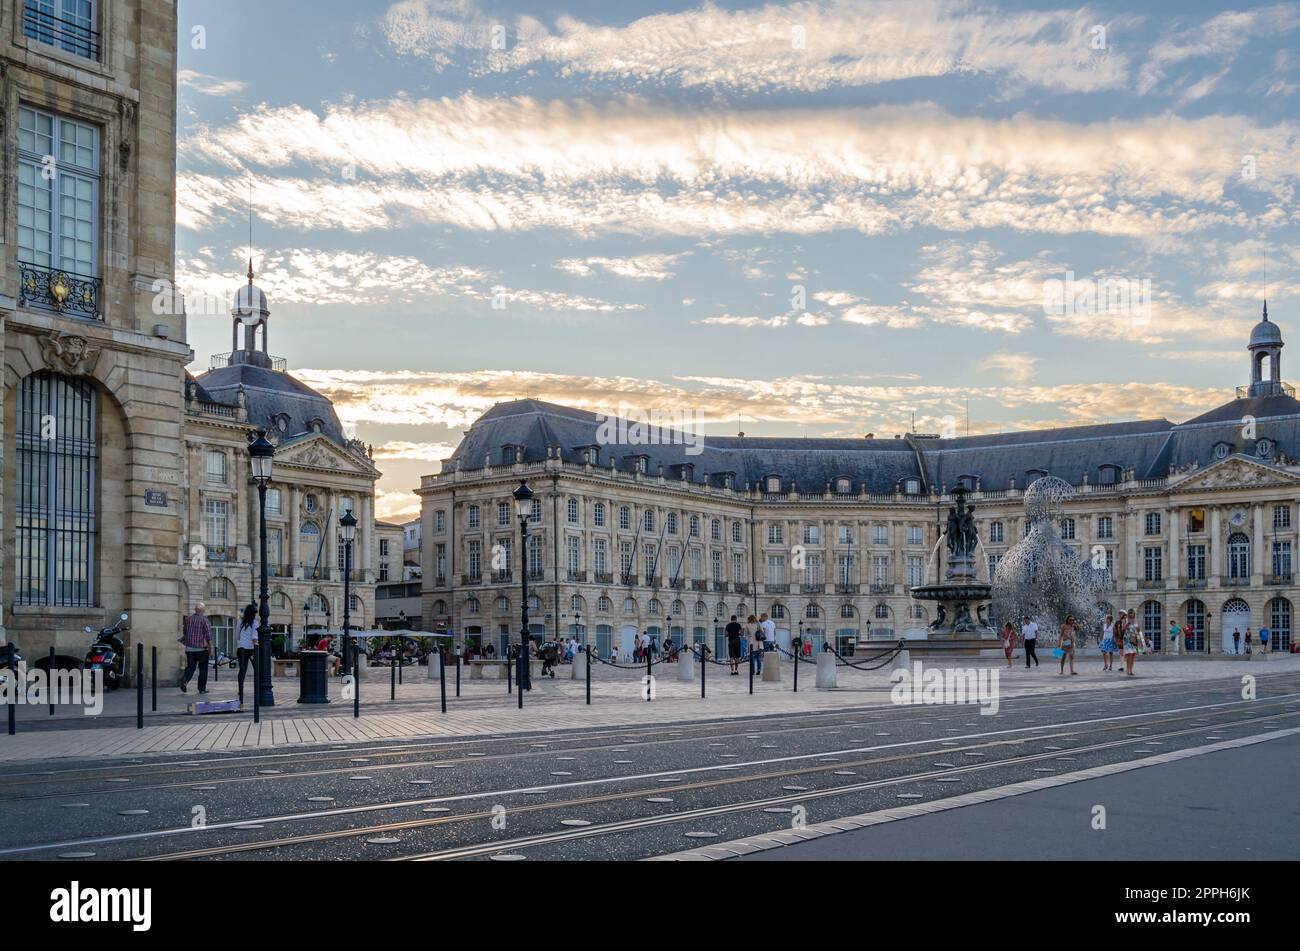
[298,650,330,704]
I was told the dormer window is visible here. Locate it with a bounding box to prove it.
[958,474,978,491]
[903,479,921,495]
[765,476,782,493]
[835,477,853,494]
[1026,468,1048,484]
[585,447,599,465]
[1213,441,1231,461]
[502,446,517,465]
[1098,464,1120,485]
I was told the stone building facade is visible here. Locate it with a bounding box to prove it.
[1,0,189,674]
[417,309,1299,659]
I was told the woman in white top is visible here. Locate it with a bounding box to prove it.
[1123,609,1143,675]
[236,603,259,703]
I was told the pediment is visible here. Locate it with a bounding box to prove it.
[274,435,374,475]
[1170,455,1300,492]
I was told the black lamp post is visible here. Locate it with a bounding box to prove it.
[574,611,582,646]
[513,480,535,705]
[248,429,275,708]
[339,508,358,675]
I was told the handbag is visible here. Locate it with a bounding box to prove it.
[1052,647,1065,659]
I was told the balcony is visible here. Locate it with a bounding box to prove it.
[1225,576,1250,587]
[19,262,101,320]
[691,580,708,591]
[433,575,447,587]
[22,3,101,61]
[1268,573,1294,586]
[1138,578,1165,590]
[711,581,727,592]
[869,582,894,595]
[460,574,481,586]
[836,583,860,595]
[765,583,789,594]
[269,563,293,579]
[527,569,545,582]
[567,570,588,583]
[620,574,637,586]
[595,572,614,585]
[733,582,752,595]
[301,566,332,581]
[492,571,513,583]
[209,352,288,371]
[1184,577,1206,589]
[668,578,685,590]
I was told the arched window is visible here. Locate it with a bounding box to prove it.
[432,599,447,616]
[1183,599,1206,652]
[16,372,97,606]
[271,591,289,611]
[623,597,636,614]
[667,512,678,535]
[771,603,786,619]
[593,502,606,527]
[1269,598,1292,651]
[597,595,612,613]
[466,597,480,614]
[874,604,890,620]
[694,600,706,617]
[570,594,583,612]
[1227,533,1250,579]
[306,594,328,614]
[649,599,662,616]
[671,599,685,616]
[688,515,699,537]
[527,595,540,612]
[805,603,821,619]
[567,499,579,524]
[495,596,509,613]
[908,604,924,620]
[1142,600,1163,651]
[207,577,233,600]
[840,604,856,619]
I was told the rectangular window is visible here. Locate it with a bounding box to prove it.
[689,548,701,580]
[265,487,281,515]
[594,538,608,575]
[872,555,889,585]
[1144,512,1161,536]
[803,524,820,545]
[467,540,481,580]
[24,0,100,60]
[732,553,744,583]
[906,555,923,587]
[906,525,922,545]
[804,553,824,588]
[379,538,389,557]
[766,555,785,587]
[711,550,723,582]
[1274,506,1292,530]
[836,554,853,586]
[268,529,283,570]
[989,522,1004,543]
[497,501,510,526]
[204,499,228,551]
[619,540,632,577]
[15,372,96,606]
[873,525,888,546]
[644,544,657,578]
[838,525,853,545]
[205,450,226,484]
[1272,541,1292,580]
[467,506,480,529]
[435,510,446,533]
[1143,546,1162,581]
[435,544,446,581]
[767,523,783,545]
[1186,544,1205,580]
[379,562,389,582]
[566,536,580,572]
[667,546,681,579]
[527,535,543,577]
[1096,516,1113,539]
[731,522,742,543]
[18,106,100,313]
[987,554,1001,579]
[1187,509,1205,533]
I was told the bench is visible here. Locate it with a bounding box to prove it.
[271,658,299,678]
[468,659,510,680]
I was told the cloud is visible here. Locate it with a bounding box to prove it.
[372,441,458,461]
[555,252,687,281]
[177,97,1300,240]
[381,0,1132,93]
[980,352,1040,379]
[695,314,792,328]
[177,69,248,97]
[1137,4,1300,96]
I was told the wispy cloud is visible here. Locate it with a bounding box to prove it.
[177,69,248,97]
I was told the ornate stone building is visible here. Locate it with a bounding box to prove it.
[418,308,1298,658]
[181,268,381,658]
[2,0,189,673]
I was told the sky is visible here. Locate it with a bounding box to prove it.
[174,0,1300,522]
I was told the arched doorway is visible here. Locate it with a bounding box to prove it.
[1183,599,1206,652]
[1221,597,1250,654]
[1141,600,1163,652]
[1268,598,1292,652]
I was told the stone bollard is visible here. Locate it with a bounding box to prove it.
[761,651,781,682]
[571,649,588,679]
[891,647,911,672]
[677,654,695,682]
[426,653,442,680]
[815,652,837,689]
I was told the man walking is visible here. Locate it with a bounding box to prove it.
[1021,614,1039,668]
[180,601,212,694]
[1232,628,1241,654]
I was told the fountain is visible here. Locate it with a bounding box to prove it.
[909,485,997,653]
[991,476,1111,647]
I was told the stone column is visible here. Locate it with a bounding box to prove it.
[1168,508,1181,588]
[1253,504,1266,582]
[290,486,301,576]
[1209,507,1222,586]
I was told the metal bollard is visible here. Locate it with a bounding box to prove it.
[793,647,799,693]
[151,645,157,712]
[439,650,447,715]
[253,641,261,724]
[749,650,754,695]
[49,646,56,716]
[507,646,513,695]
[390,646,397,701]
[517,646,524,710]
[7,643,16,735]
[455,653,461,698]
[700,643,706,699]
[213,645,219,682]
[136,643,144,729]
[646,648,652,702]
[585,645,591,706]
[352,637,360,720]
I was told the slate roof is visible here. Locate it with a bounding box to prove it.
[195,362,347,445]
[444,390,1300,491]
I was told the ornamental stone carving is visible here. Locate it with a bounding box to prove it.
[39,331,101,376]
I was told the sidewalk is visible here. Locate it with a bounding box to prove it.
[1,654,1296,764]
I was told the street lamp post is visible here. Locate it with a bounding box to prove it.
[248,430,275,709]
[339,509,358,676]
[513,480,535,707]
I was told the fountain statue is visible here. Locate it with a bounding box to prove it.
[910,485,995,645]
[991,475,1111,647]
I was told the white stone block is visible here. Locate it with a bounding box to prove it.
[815,652,837,689]
[677,656,695,681]
[761,652,781,682]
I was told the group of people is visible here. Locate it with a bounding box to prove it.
[1000,610,1150,676]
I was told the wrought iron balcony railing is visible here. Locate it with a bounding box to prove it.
[302,566,332,581]
[19,262,101,319]
[23,2,101,60]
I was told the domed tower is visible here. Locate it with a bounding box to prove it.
[1247,302,1284,397]
[229,258,272,369]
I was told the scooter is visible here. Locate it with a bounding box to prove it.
[83,613,129,690]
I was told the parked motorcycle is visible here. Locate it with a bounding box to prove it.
[83,613,129,690]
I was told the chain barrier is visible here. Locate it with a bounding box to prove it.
[591,653,669,670]
[774,644,819,665]
[827,641,905,671]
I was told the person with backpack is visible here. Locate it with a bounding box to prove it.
[745,614,762,674]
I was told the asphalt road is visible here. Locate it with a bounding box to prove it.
[2,671,1298,862]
